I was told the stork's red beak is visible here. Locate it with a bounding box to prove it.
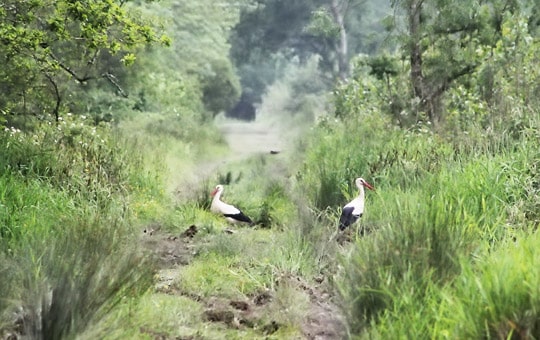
[210,188,218,197]
[364,181,375,191]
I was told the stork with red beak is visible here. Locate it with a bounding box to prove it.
[338,177,375,231]
[210,184,253,225]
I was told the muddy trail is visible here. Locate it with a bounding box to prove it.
[218,120,285,158]
[141,120,346,339]
[170,120,287,203]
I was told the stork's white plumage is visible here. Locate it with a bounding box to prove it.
[338,177,374,231]
[211,184,253,225]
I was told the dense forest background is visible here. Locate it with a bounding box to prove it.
[1,0,540,338]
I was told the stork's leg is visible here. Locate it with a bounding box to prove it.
[353,223,367,241]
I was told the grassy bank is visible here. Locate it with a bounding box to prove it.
[0,112,227,338]
[296,107,540,338]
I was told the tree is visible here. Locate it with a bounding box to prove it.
[307,0,392,81]
[389,0,523,125]
[229,0,327,105]
[127,0,250,119]
[0,0,167,122]
[306,0,350,81]
[228,0,390,119]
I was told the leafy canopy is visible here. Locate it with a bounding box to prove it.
[0,0,168,120]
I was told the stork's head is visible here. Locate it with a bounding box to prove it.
[355,177,375,191]
[211,184,224,197]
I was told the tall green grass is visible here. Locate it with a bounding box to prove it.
[0,115,165,338]
[338,159,511,335]
[8,221,154,339]
[295,106,540,337]
[440,231,540,338]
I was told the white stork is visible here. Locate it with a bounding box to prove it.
[338,177,375,231]
[210,184,253,225]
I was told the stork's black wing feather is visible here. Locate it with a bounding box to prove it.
[339,206,361,231]
[224,211,253,224]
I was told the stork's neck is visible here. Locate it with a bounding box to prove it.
[212,190,223,203]
[357,185,365,201]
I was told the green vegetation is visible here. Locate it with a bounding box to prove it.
[0,115,159,338]
[293,2,540,336]
[1,0,540,339]
[296,112,540,337]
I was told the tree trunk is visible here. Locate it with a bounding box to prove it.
[330,0,349,81]
[407,0,429,122]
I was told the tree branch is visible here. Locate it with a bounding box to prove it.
[432,23,480,35]
[49,52,95,83]
[426,63,477,101]
[102,72,128,98]
[49,52,128,98]
[44,73,61,121]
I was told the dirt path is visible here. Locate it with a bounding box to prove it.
[144,119,345,339]
[217,120,285,158]
[170,120,287,201]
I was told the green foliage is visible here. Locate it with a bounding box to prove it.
[0,117,137,241]
[0,115,149,212]
[343,0,392,55]
[295,111,393,211]
[173,225,320,316]
[0,0,166,118]
[382,0,540,125]
[231,0,322,103]
[306,8,341,39]
[2,1,540,339]
[13,222,153,339]
[230,0,390,105]
[0,119,160,208]
[201,59,241,116]
[0,116,165,337]
[298,66,540,335]
[347,154,529,335]
[230,0,325,65]
[176,252,269,299]
[256,182,293,228]
[257,55,329,130]
[332,59,389,119]
[365,54,399,80]
[131,0,246,118]
[338,156,515,330]
[0,174,68,241]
